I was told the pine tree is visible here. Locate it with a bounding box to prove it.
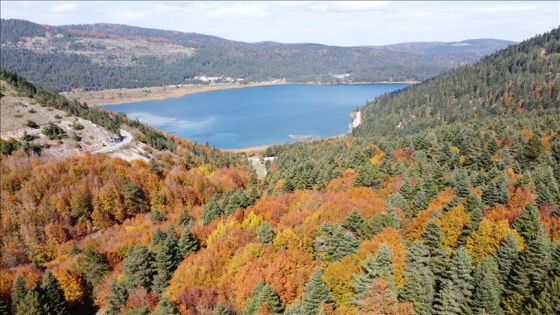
[178,210,194,230]
[524,135,544,161]
[433,281,462,315]
[213,303,229,315]
[399,240,435,315]
[40,271,68,315]
[123,245,154,290]
[68,243,80,256]
[123,307,150,315]
[153,297,179,315]
[302,268,335,315]
[11,275,26,315]
[244,281,265,315]
[256,221,274,244]
[151,227,167,248]
[78,244,110,289]
[165,225,181,264]
[352,244,395,300]
[178,227,198,257]
[152,226,180,296]
[433,248,473,315]
[326,224,359,262]
[526,275,560,315]
[491,233,519,290]
[512,202,542,241]
[342,208,364,233]
[421,220,449,284]
[151,209,166,223]
[411,190,428,216]
[260,284,284,315]
[201,195,223,225]
[105,280,128,315]
[506,230,550,299]
[470,256,504,315]
[15,290,43,315]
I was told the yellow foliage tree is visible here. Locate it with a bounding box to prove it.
[52,267,85,306]
[465,219,524,264]
[441,205,470,250]
[272,228,302,250]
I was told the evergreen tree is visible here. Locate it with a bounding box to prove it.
[153,297,179,315]
[433,248,473,315]
[15,290,43,315]
[326,224,359,262]
[399,240,435,315]
[259,284,284,315]
[151,209,166,223]
[40,271,68,315]
[123,307,150,315]
[256,221,274,244]
[178,210,194,230]
[178,227,198,257]
[244,281,265,315]
[78,244,110,289]
[410,190,428,217]
[354,163,381,188]
[526,275,560,315]
[470,256,504,315]
[105,280,128,315]
[152,226,180,296]
[201,195,223,225]
[123,245,154,290]
[151,227,167,248]
[491,233,519,289]
[421,220,449,284]
[524,134,544,161]
[68,243,80,256]
[11,275,26,315]
[433,281,462,315]
[213,303,229,315]
[512,202,542,241]
[506,230,550,300]
[352,244,395,300]
[302,268,335,315]
[342,208,364,233]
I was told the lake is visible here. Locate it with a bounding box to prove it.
[104,84,410,149]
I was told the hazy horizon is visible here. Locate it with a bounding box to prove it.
[1,1,558,47]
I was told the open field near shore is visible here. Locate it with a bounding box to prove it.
[63,82,285,107]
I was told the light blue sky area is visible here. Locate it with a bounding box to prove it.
[2,1,558,46]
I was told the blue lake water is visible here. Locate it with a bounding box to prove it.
[104,84,410,149]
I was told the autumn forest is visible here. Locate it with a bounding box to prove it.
[1,24,559,315]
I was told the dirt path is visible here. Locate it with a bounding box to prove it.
[92,129,132,153]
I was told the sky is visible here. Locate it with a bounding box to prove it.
[1,1,559,46]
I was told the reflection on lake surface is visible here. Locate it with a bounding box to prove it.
[104,84,410,149]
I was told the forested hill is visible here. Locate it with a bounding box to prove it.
[0,19,514,91]
[353,27,560,138]
[2,28,560,315]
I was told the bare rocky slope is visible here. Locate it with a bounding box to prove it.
[0,80,148,161]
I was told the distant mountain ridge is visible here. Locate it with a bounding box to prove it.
[0,19,515,91]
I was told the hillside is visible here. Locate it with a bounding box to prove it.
[0,19,514,91]
[353,27,560,138]
[1,27,559,315]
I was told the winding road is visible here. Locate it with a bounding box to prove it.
[92,129,133,154]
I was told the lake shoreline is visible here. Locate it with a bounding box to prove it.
[65,81,418,107]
